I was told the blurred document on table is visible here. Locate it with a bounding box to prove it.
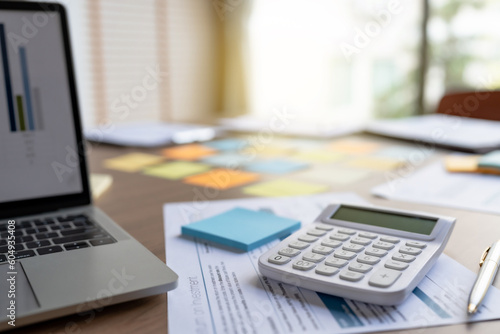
[372,161,500,215]
[164,193,500,334]
[367,114,500,153]
[85,121,220,147]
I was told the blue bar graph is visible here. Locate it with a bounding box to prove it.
[19,47,34,131]
[0,23,17,132]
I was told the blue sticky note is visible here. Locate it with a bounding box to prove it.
[181,207,301,251]
[245,159,309,174]
[205,139,248,151]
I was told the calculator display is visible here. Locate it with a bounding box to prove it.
[331,206,438,235]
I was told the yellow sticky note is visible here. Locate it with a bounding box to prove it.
[329,140,381,154]
[295,166,370,185]
[184,168,260,190]
[292,150,345,163]
[243,179,329,197]
[444,155,480,173]
[104,153,165,172]
[144,162,212,180]
[347,157,404,171]
[162,144,216,161]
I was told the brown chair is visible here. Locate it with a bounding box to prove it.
[435,91,500,121]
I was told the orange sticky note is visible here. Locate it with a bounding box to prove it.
[162,144,216,161]
[184,168,260,189]
[329,140,381,154]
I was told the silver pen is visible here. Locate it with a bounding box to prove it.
[467,240,500,314]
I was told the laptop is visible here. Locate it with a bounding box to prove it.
[0,2,178,330]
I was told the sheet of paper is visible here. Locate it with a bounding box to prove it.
[143,161,211,180]
[164,193,500,334]
[184,168,260,189]
[294,166,371,185]
[103,153,164,172]
[85,121,219,147]
[243,179,329,197]
[162,144,217,161]
[367,114,500,152]
[245,159,310,174]
[372,161,500,215]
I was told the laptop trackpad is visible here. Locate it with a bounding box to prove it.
[0,263,40,317]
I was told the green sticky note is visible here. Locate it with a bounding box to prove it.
[181,207,301,251]
[143,161,211,180]
[479,150,500,170]
[243,179,329,197]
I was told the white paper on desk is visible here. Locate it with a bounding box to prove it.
[164,193,500,334]
[367,114,500,152]
[372,161,500,215]
[84,121,220,147]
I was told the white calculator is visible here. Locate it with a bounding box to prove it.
[258,203,455,305]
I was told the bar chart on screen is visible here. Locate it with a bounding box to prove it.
[0,13,83,202]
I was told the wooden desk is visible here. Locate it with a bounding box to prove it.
[21,134,500,334]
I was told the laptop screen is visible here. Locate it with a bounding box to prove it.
[0,3,90,216]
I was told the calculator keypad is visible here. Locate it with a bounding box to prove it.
[268,223,430,289]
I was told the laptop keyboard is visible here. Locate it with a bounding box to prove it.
[0,214,116,264]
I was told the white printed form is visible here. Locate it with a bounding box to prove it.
[164,193,500,334]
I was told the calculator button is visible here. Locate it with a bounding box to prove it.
[338,228,356,235]
[268,254,291,265]
[298,235,318,243]
[369,268,401,288]
[278,247,301,257]
[406,241,427,249]
[392,253,416,263]
[372,241,395,250]
[315,223,334,231]
[302,252,326,263]
[385,260,409,271]
[379,236,400,244]
[342,243,364,253]
[330,233,350,241]
[307,229,326,237]
[333,249,357,260]
[321,239,341,248]
[350,237,372,246]
[340,270,364,282]
[315,264,339,276]
[293,260,316,271]
[357,255,380,265]
[289,241,310,250]
[348,263,373,273]
[399,246,422,256]
[312,245,334,255]
[365,247,388,257]
[325,257,348,268]
[358,232,377,239]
